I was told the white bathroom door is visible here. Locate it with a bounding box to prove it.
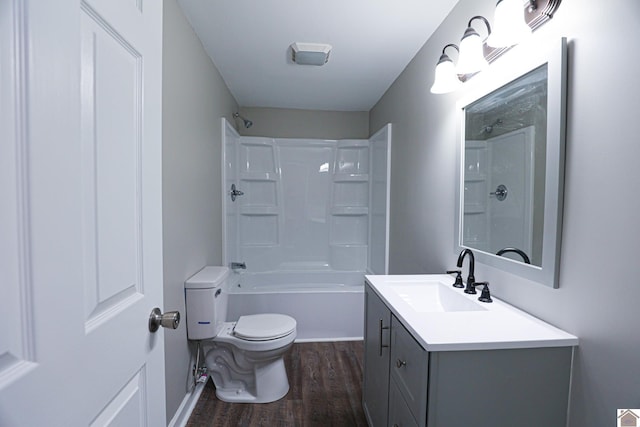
[0,0,166,425]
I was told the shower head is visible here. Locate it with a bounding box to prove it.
[233,112,253,129]
[484,118,503,134]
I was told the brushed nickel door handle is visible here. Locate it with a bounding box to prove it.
[149,308,180,332]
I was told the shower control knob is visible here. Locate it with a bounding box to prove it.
[149,308,180,333]
[490,184,508,201]
[229,184,244,202]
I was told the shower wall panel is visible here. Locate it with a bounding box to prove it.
[278,142,334,269]
[228,136,370,273]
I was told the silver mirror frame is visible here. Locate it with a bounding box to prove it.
[455,37,568,288]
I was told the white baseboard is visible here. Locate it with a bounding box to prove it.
[167,381,207,427]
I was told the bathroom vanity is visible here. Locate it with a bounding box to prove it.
[362,274,578,427]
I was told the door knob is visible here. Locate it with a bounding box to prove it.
[149,308,180,332]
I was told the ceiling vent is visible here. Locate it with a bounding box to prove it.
[290,42,332,66]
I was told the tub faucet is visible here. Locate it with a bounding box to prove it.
[456,249,476,294]
[230,262,246,271]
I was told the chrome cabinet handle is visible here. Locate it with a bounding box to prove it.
[379,319,390,356]
[149,308,180,332]
[396,359,406,368]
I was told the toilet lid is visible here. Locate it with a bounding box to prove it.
[233,314,296,341]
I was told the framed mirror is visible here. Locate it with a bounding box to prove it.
[455,38,567,288]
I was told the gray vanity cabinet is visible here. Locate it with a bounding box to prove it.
[363,281,574,427]
[363,283,392,427]
[364,283,428,427]
[389,315,428,426]
[388,377,419,427]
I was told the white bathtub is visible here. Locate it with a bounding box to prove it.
[226,271,365,342]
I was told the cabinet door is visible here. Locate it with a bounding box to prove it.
[363,283,392,427]
[390,316,429,426]
[388,377,419,427]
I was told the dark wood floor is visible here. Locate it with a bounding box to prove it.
[186,341,368,427]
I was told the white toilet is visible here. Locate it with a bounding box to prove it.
[184,266,297,403]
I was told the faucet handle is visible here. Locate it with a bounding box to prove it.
[474,281,493,303]
[446,270,464,288]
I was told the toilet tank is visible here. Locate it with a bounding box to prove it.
[184,266,230,340]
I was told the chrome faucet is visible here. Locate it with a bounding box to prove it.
[230,262,246,271]
[456,249,476,294]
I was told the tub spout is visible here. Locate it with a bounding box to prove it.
[231,262,246,271]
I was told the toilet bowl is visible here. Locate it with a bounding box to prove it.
[185,266,297,403]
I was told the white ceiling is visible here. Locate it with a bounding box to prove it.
[177,0,460,112]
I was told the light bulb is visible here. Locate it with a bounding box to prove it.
[456,30,489,75]
[430,58,462,94]
[486,0,532,48]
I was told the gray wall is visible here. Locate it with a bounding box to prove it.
[162,0,238,421]
[237,107,369,139]
[370,0,640,425]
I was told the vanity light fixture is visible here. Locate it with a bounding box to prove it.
[455,16,491,75]
[430,0,562,94]
[430,44,462,94]
[486,0,532,48]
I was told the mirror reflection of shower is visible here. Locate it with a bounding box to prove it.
[233,112,253,129]
[462,63,548,267]
[462,126,536,265]
[483,118,502,134]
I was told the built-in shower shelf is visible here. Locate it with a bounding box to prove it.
[463,204,485,214]
[464,173,486,182]
[466,141,486,149]
[331,206,369,216]
[337,139,369,148]
[333,173,369,182]
[240,206,279,215]
[240,172,278,181]
[241,243,279,248]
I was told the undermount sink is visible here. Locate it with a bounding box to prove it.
[388,281,487,313]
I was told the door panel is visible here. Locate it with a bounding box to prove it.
[81,0,144,330]
[0,0,36,382]
[0,0,165,425]
[80,0,165,424]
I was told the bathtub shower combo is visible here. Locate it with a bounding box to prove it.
[222,119,391,341]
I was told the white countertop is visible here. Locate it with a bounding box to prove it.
[365,274,578,352]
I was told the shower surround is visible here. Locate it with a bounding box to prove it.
[222,120,390,340]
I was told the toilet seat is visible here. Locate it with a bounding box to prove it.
[233,314,297,341]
